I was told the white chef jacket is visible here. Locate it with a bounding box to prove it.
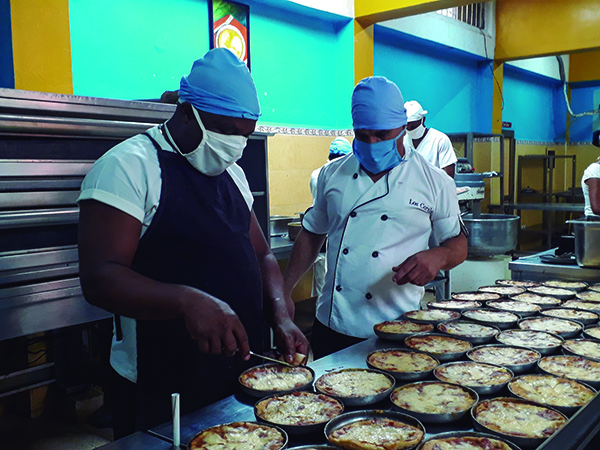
[76,125,254,383]
[582,162,600,217]
[303,149,461,338]
[406,128,457,170]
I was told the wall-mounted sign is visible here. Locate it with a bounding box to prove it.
[209,0,250,68]
[502,121,512,128]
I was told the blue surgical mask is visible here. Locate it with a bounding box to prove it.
[352,130,405,174]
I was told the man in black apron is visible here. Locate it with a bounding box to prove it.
[78,49,309,438]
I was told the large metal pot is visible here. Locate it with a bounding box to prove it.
[567,220,600,267]
[269,215,295,237]
[462,214,519,256]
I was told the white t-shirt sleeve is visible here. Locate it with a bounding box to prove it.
[437,133,458,169]
[431,175,461,243]
[227,163,254,210]
[303,164,331,235]
[583,162,600,183]
[77,138,151,223]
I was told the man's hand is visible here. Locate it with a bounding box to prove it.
[392,249,443,286]
[273,318,310,365]
[180,288,250,359]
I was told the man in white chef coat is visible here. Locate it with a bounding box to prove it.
[284,77,467,358]
[404,100,457,178]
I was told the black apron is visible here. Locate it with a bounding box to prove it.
[130,132,264,430]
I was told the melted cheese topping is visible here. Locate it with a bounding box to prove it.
[563,338,600,359]
[543,280,588,290]
[435,362,512,386]
[488,301,541,313]
[576,291,600,301]
[468,346,539,366]
[463,309,518,323]
[328,418,423,450]
[256,391,342,425]
[539,355,600,381]
[315,370,392,397]
[368,350,438,373]
[391,382,475,413]
[421,436,513,450]
[428,301,481,310]
[563,300,600,312]
[240,365,313,391]
[510,375,595,407]
[375,320,433,334]
[406,335,471,354]
[590,285,600,293]
[189,422,284,450]
[439,321,497,338]
[511,293,561,305]
[405,309,459,321]
[497,330,562,348]
[475,399,566,438]
[585,327,600,339]
[519,317,581,335]
[452,292,501,301]
[529,286,574,297]
[542,308,597,321]
[479,286,525,295]
[497,279,540,288]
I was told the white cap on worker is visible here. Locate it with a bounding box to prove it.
[404,100,428,122]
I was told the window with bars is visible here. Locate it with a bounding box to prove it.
[437,2,486,30]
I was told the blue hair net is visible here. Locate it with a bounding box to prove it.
[351,77,407,130]
[329,137,352,157]
[179,48,261,120]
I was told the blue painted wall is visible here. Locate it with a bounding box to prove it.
[502,65,565,142]
[0,0,14,89]
[569,83,600,142]
[69,0,353,129]
[373,26,493,135]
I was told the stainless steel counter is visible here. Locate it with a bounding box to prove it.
[510,249,600,282]
[97,431,172,450]
[147,337,600,450]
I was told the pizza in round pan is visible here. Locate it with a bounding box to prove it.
[589,284,600,293]
[366,349,438,375]
[451,292,502,302]
[239,364,314,395]
[403,309,461,324]
[542,280,588,291]
[538,355,600,385]
[527,286,575,300]
[518,317,582,337]
[373,320,433,339]
[509,374,595,408]
[541,308,599,325]
[495,329,563,352]
[472,397,567,440]
[404,334,472,358]
[478,285,526,296]
[327,416,424,450]
[461,309,519,328]
[427,300,482,311]
[420,434,515,450]
[434,361,512,389]
[509,292,561,307]
[563,337,600,361]
[188,421,286,450]
[437,321,498,341]
[390,381,477,415]
[487,300,542,315]
[562,300,600,313]
[576,290,600,302]
[255,391,343,427]
[314,368,394,399]
[496,279,540,288]
[467,345,540,371]
[583,326,600,340]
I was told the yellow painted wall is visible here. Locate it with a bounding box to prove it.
[10,0,73,94]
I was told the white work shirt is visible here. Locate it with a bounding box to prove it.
[406,128,457,170]
[303,149,461,338]
[582,162,600,217]
[77,125,253,383]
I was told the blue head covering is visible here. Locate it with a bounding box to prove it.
[179,48,261,120]
[329,137,352,157]
[351,77,407,130]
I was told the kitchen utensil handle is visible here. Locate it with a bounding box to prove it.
[248,350,296,368]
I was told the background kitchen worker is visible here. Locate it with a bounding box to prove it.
[583,130,600,218]
[284,77,467,359]
[77,48,309,438]
[404,100,457,178]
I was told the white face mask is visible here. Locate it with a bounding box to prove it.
[407,119,426,140]
[164,106,248,176]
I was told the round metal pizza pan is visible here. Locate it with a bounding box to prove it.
[537,355,600,388]
[415,431,522,450]
[495,330,564,356]
[526,286,576,300]
[583,325,600,341]
[254,392,344,436]
[187,421,288,450]
[402,309,461,325]
[562,339,600,362]
[324,409,426,450]
[471,397,568,448]
[496,279,540,289]
[517,317,583,339]
[576,290,600,302]
[541,308,599,326]
[461,309,519,330]
[404,333,473,362]
[436,320,500,345]
[466,344,541,374]
[478,285,527,298]
[366,348,439,381]
[313,368,396,406]
[451,291,502,302]
[508,293,562,309]
[508,374,597,416]
[238,363,315,398]
[287,446,337,450]
[433,361,513,395]
[427,300,482,312]
[373,319,434,341]
[390,381,478,424]
[487,300,541,317]
[542,280,589,292]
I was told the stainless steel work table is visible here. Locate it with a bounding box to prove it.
[510,249,600,282]
[97,431,173,449]
[148,337,600,450]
